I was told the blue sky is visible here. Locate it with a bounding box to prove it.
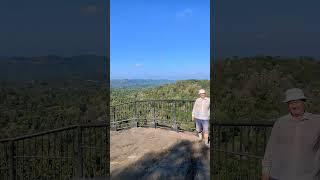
[110,0,210,80]
[0,0,106,56]
[214,0,320,59]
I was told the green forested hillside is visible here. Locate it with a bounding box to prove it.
[0,55,106,81]
[111,56,320,122]
[213,56,320,121]
[110,80,210,105]
[0,81,107,138]
[110,80,210,131]
[2,57,320,138]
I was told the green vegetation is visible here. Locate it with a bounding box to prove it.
[0,55,108,179]
[213,56,320,122]
[0,55,106,81]
[112,56,320,123]
[3,56,318,138]
[110,80,209,131]
[2,56,320,178]
[0,80,108,178]
[111,79,210,105]
[0,81,107,139]
[111,56,320,129]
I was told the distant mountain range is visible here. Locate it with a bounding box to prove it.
[0,55,107,82]
[110,79,176,89]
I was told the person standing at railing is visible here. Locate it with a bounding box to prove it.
[192,89,210,147]
[262,88,320,180]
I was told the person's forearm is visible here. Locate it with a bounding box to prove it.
[192,105,195,118]
[192,104,196,120]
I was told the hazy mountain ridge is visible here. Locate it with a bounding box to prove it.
[110,79,176,89]
[0,55,107,81]
[111,80,210,105]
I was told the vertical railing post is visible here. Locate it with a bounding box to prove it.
[217,126,221,171]
[111,107,116,130]
[9,140,15,180]
[106,124,110,179]
[130,102,138,128]
[173,101,177,131]
[134,101,138,127]
[76,125,84,178]
[134,101,137,120]
[153,101,156,129]
[211,124,215,177]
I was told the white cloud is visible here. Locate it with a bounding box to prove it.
[176,8,193,18]
[135,63,143,68]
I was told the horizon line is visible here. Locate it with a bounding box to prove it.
[111,78,210,80]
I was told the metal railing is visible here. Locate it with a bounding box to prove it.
[110,100,195,132]
[0,123,108,180]
[211,121,274,180]
[0,99,276,179]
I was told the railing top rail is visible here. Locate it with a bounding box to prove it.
[0,123,108,142]
[213,149,264,159]
[111,99,195,107]
[212,121,275,127]
[0,138,11,143]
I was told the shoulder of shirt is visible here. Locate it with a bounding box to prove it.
[195,97,210,101]
[305,112,320,121]
[275,114,291,125]
[278,114,290,121]
[276,112,320,123]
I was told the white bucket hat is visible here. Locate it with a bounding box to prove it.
[283,88,307,103]
[198,89,206,94]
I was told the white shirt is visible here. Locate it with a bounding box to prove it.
[192,97,210,120]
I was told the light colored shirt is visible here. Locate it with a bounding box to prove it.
[262,112,320,180]
[192,97,210,120]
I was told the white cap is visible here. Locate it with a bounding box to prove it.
[198,89,206,94]
[283,88,307,103]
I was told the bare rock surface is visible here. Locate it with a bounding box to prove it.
[110,127,210,180]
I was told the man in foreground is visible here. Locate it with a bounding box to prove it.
[192,89,210,147]
[262,88,320,180]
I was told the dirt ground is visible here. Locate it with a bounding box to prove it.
[110,127,210,180]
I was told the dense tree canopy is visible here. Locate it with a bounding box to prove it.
[2,56,320,138]
[0,81,107,138]
[112,57,320,122]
